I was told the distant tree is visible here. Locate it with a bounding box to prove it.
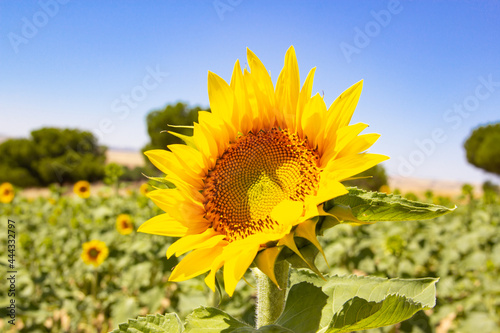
[343,165,388,192]
[142,102,206,168]
[464,123,500,176]
[0,127,106,187]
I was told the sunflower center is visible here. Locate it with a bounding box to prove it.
[79,186,87,193]
[122,221,130,229]
[3,189,10,196]
[89,248,100,259]
[203,128,321,242]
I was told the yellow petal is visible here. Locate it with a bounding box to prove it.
[198,111,230,155]
[254,247,284,287]
[223,244,260,297]
[230,59,253,135]
[137,213,188,237]
[313,179,348,206]
[275,46,301,131]
[324,80,363,141]
[147,189,207,227]
[243,68,270,131]
[294,219,328,265]
[300,93,327,148]
[270,200,304,227]
[169,245,224,282]
[208,71,237,140]
[193,122,217,169]
[168,144,206,177]
[321,123,369,167]
[337,133,381,158]
[296,67,316,132]
[144,150,204,187]
[167,228,224,258]
[247,48,275,111]
[325,153,390,181]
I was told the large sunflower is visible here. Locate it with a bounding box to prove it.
[138,46,388,296]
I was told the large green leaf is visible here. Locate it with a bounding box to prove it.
[321,188,455,232]
[232,325,294,332]
[111,313,183,333]
[291,269,438,333]
[275,282,328,333]
[184,306,250,332]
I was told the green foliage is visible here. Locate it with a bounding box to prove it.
[482,180,499,204]
[290,271,438,333]
[184,307,250,332]
[343,165,388,191]
[319,187,454,233]
[0,127,106,187]
[121,166,155,182]
[8,186,500,333]
[464,122,500,176]
[112,314,183,333]
[104,163,125,186]
[142,103,204,161]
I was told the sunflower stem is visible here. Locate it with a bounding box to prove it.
[253,261,289,328]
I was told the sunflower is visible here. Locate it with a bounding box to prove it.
[81,240,109,267]
[379,184,391,194]
[139,183,150,195]
[73,180,91,199]
[0,182,15,203]
[138,46,388,296]
[116,214,134,235]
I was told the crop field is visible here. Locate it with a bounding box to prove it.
[0,184,498,333]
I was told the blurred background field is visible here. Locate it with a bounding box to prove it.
[1,170,499,332]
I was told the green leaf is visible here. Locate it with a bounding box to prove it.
[321,187,455,231]
[111,313,182,333]
[291,270,438,333]
[184,306,251,332]
[275,282,328,333]
[233,325,294,332]
[143,175,176,189]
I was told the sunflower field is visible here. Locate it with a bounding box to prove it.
[0,182,499,333]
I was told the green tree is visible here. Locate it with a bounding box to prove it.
[464,123,500,176]
[0,127,106,187]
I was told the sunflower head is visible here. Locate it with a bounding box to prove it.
[138,46,388,296]
[74,180,91,199]
[116,214,134,235]
[0,182,15,204]
[379,184,391,194]
[139,183,150,195]
[81,240,109,267]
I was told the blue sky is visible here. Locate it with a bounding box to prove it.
[1,1,499,183]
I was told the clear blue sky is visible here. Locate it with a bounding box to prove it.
[1,1,499,183]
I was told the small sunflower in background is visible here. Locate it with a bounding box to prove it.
[81,240,109,267]
[139,46,388,296]
[139,183,150,195]
[0,182,15,203]
[116,214,134,235]
[73,180,91,199]
[379,184,391,194]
